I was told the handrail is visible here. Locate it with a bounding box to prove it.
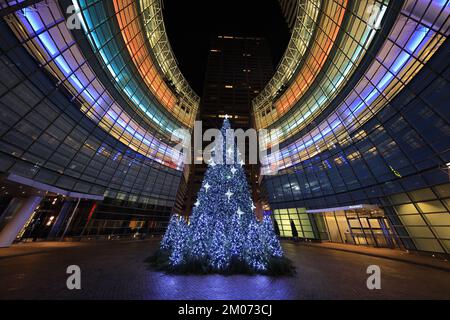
[252,0,321,129]
[140,0,200,126]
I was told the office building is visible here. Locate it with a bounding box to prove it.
[0,0,448,256]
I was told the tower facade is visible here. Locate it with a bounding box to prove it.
[185,35,274,216]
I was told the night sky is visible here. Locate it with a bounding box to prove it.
[162,0,290,96]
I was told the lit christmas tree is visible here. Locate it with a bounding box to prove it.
[169,217,188,267]
[244,219,268,271]
[209,219,230,270]
[156,118,292,274]
[160,214,180,251]
[261,215,284,258]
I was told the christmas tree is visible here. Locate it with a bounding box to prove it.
[160,214,180,252]
[154,118,293,275]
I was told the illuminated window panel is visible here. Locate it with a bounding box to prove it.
[252,0,321,128]
[139,0,200,123]
[275,0,347,116]
[265,0,449,146]
[6,3,184,170]
[392,186,450,253]
[262,0,449,175]
[113,0,194,128]
[75,0,186,140]
[273,208,312,238]
[254,0,383,129]
[258,0,389,138]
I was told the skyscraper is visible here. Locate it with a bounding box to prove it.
[183,35,274,215]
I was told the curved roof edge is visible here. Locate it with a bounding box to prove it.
[252,0,320,119]
[140,0,200,118]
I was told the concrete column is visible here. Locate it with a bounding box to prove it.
[47,201,73,239]
[0,196,42,248]
[0,198,23,232]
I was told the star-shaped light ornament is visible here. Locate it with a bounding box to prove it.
[204,182,210,192]
[227,147,233,156]
[237,207,244,218]
[230,167,237,175]
[194,200,200,207]
[225,189,233,200]
[224,114,231,120]
[208,158,216,167]
[251,202,256,211]
[239,160,245,167]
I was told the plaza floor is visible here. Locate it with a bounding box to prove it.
[0,239,449,300]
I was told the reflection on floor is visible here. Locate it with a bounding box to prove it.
[0,239,449,300]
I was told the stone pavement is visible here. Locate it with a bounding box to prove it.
[0,241,92,259]
[0,239,449,299]
[300,242,450,272]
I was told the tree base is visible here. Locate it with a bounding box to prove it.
[145,249,296,276]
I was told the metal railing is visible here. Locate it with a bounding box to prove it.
[252,0,321,128]
[140,0,200,125]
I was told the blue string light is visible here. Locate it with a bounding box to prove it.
[161,119,285,273]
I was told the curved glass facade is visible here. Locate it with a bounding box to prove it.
[260,0,448,172]
[113,0,193,127]
[252,0,321,125]
[0,0,448,255]
[254,0,388,130]
[0,0,198,208]
[258,0,450,254]
[76,0,186,138]
[6,3,183,169]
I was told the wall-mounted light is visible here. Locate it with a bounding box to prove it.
[46,216,55,226]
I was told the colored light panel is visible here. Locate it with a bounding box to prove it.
[113,0,194,128]
[262,0,448,174]
[256,0,389,139]
[75,0,185,140]
[8,3,184,170]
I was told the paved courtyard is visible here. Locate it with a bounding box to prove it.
[0,240,449,300]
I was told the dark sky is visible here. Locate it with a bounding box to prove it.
[162,0,290,96]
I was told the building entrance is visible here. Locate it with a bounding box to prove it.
[316,205,401,249]
[273,204,402,249]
